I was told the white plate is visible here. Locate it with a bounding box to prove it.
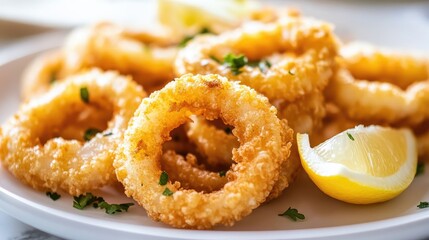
[1,32,429,240]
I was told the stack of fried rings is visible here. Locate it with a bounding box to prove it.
[324,42,429,160]
[114,74,293,229]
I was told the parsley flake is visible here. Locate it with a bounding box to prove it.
[83,128,101,141]
[179,27,212,47]
[346,132,355,141]
[73,193,133,214]
[98,201,134,215]
[159,171,169,186]
[219,170,227,177]
[80,87,89,103]
[278,207,305,221]
[210,55,221,63]
[223,53,248,75]
[73,193,101,210]
[46,192,61,201]
[416,162,425,176]
[162,187,174,196]
[418,202,429,209]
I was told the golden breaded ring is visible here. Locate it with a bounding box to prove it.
[0,69,146,195]
[327,68,429,126]
[63,22,177,86]
[21,22,177,100]
[114,74,293,229]
[175,16,338,102]
[341,42,429,89]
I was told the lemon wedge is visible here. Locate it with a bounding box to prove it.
[157,0,259,34]
[297,125,417,204]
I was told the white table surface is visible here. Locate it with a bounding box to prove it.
[0,0,428,239]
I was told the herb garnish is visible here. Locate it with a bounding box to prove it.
[159,171,169,186]
[73,193,134,214]
[178,27,212,47]
[80,87,89,103]
[162,187,174,196]
[46,192,61,201]
[346,132,355,141]
[219,170,227,177]
[83,128,101,141]
[98,201,134,215]
[418,202,429,209]
[416,162,425,176]
[223,53,248,75]
[278,207,305,221]
[210,55,221,63]
[73,193,101,209]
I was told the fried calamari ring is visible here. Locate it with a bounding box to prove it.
[175,16,338,101]
[341,42,429,89]
[114,74,292,229]
[63,22,177,87]
[327,68,429,126]
[0,69,146,195]
[22,22,177,100]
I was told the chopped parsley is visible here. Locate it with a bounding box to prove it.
[73,193,134,214]
[46,192,61,201]
[346,132,355,141]
[278,207,305,221]
[159,171,169,186]
[223,53,248,75]
[418,202,429,209]
[97,201,134,215]
[416,162,425,176]
[210,55,221,63]
[219,170,227,177]
[178,27,212,47]
[83,128,101,141]
[162,187,174,196]
[80,87,89,103]
[73,193,101,210]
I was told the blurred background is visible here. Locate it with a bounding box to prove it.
[0,0,428,51]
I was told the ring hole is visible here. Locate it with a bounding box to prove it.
[39,103,114,144]
[160,117,238,193]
